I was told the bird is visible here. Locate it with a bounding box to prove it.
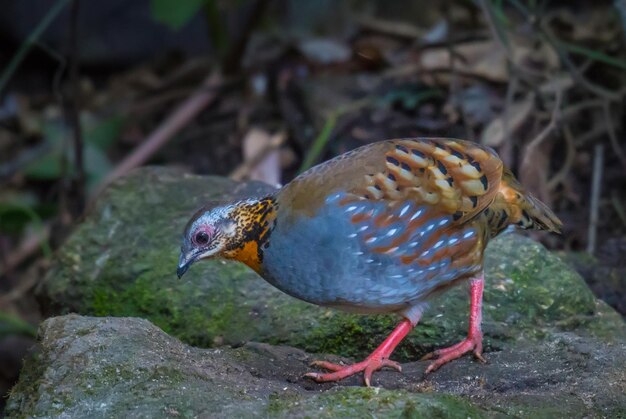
[177,138,561,386]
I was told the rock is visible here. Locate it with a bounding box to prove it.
[14,168,626,416]
[6,315,626,417]
[561,240,626,317]
[0,336,35,414]
[37,167,625,362]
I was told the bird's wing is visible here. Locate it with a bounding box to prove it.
[348,138,503,223]
[280,138,503,272]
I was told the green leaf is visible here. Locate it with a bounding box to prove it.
[0,191,39,235]
[380,88,443,109]
[0,313,37,339]
[23,152,64,180]
[492,0,511,27]
[150,0,207,30]
[84,145,113,192]
[0,200,51,256]
[83,115,124,150]
[557,40,626,71]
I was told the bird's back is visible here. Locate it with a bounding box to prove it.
[262,138,560,313]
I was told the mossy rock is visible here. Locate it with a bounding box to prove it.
[37,168,625,362]
[6,315,626,417]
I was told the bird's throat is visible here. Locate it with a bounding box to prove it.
[222,196,277,273]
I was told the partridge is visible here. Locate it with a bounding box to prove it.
[177,138,561,386]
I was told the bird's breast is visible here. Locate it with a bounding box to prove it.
[260,192,483,313]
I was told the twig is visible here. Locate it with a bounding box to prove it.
[520,88,563,171]
[94,0,265,196]
[0,272,40,307]
[537,17,626,102]
[587,144,604,254]
[479,0,511,49]
[500,72,519,167]
[95,72,222,196]
[0,0,71,95]
[298,97,371,173]
[70,0,83,183]
[0,224,51,277]
[559,98,604,121]
[478,0,544,79]
[383,64,512,84]
[67,0,85,216]
[556,39,626,71]
[602,101,626,173]
[230,131,286,181]
[130,87,198,115]
[299,112,338,173]
[445,8,475,143]
[547,124,576,191]
[221,0,270,74]
[574,124,610,147]
[488,0,626,101]
[33,40,67,106]
[547,42,624,102]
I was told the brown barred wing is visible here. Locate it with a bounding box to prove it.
[351,138,504,223]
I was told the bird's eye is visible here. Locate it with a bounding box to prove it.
[194,231,210,245]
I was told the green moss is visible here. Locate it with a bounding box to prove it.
[87,244,262,348]
[74,327,95,337]
[269,387,488,418]
[96,364,137,383]
[485,394,601,418]
[267,391,304,415]
[281,312,451,362]
[483,234,598,336]
[6,351,47,417]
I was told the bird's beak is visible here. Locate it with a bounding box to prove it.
[177,246,220,278]
[177,251,195,279]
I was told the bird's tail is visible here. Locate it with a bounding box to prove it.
[497,168,562,234]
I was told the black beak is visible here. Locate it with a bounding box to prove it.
[177,251,194,279]
[177,262,190,279]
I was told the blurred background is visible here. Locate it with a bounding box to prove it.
[1,0,625,412]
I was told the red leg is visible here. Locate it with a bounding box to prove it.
[423,273,486,374]
[305,318,414,386]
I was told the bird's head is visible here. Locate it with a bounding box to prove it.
[177,197,276,278]
[177,203,238,278]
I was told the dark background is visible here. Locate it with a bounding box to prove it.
[1,0,625,413]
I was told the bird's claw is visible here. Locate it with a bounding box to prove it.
[305,357,402,386]
[308,360,345,372]
[422,333,485,374]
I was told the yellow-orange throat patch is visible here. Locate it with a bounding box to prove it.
[223,197,277,273]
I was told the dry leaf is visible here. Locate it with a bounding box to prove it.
[236,128,282,185]
[420,41,508,82]
[481,94,535,147]
[298,38,351,65]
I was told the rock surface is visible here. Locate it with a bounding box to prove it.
[12,167,624,417]
[6,314,626,418]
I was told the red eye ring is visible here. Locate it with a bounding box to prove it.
[193,230,210,246]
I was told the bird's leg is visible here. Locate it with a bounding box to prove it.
[305,318,414,387]
[423,273,485,374]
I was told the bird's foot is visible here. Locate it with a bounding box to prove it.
[421,332,485,374]
[304,319,413,386]
[305,356,402,387]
